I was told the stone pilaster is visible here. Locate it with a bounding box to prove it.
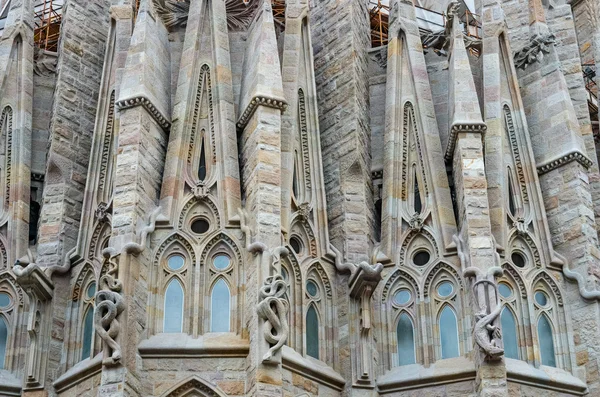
[447,6,508,396]
[97,0,170,395]
[238,1,286,395]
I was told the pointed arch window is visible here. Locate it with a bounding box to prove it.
[538,313,556,367]
[198,137,207,181]
[0,316,7,369]
[79,279,96,361]
[439,305,459,359]
[501,306,519,360]
[397,312,416,366]
[164,279,184,333]
[210,278,230,332]
[306,305,319,359]
[81,306,94,360]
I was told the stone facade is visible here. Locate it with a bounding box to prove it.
[0,0,600,396]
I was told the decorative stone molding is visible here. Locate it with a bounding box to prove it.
[116,96,171,131]
[94,251,125,366]
[236,95,288,131]
[514,33,556,70]
[444,122,487,162]
[536,150,593,175]
[463,266,504,360]
[257,274,289,363]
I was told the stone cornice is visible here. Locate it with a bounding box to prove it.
[537,150,593,175]
[116,96,171,131]
[236,95,287,131]
[444,122,487,161]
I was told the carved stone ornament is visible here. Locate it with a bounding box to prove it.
[256,274,289,363]
[94,251,125,366]
[153,0,259,31]
[514,33,556,70]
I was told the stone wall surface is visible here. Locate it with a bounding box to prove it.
[2,0,600,396]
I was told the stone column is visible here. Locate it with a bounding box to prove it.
[237,1,286,395]
[96,0,171,395]
[447,6,508,396]
[515,0,600,393]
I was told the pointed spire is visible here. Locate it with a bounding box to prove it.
[445,4,486,161]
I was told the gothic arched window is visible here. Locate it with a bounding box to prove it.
[306,304,319,359]
[81,280,96,360]
[164,278,184,333]
[210,278,231,332]
[0,315,7,369]
[303,265,334,363]
[396,312,416,366]
[439,304,459,359]
[534,290,556,367]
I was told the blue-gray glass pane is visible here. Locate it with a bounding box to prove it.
[86,283,96,299]
[440,306,459,359]
[538,315,556,367]
[81,307,94,360]
[307,280,318,297]
[394,290,411,305]
[0,293,10,308]
[306,306,319,359]
[438,282,454,298]
[501,308,519,360]
[163,280,184,333]
[0,317,7,369]
[397,313,416,366]
[281,267,288,281]
[535,291,547,306]
[168,255,185,271]
[498,283,512,299]
[211,279,231,332]
[213,255,230,270]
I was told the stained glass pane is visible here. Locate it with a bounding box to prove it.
[397,313,416,366]
[501,307,519,360]
[440,306,459,359]
[0,317,7,369]
[437,282,454,298]
[164,279,184,333]
[213,255,230,270]
[538,314,556,367]
[307,280,318,297]
[81,307,94,360]
[211,279,231,332]
[306,305,319,359]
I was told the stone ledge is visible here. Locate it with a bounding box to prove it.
[376,356,476,393]
[53,354,102,393]
[138,333,249,358]
[281,345,346,391]
[536,150,593,175]
[236,95,287,131]
[0,370,21,396]
[444,122,487,162]
[505,358,588,395]
[116,96,172,131]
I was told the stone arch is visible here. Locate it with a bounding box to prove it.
[154,233,198,266]
[88,219,111,260]
[422,261,464,297]
[0,236,7,270]
[289,216,317,258]
[508,232,542,269]
[178,194,221,231]
[399,227,440,267]
[531,270,563,307]
[381,267,420,301]
[72,262,97,302]
[161,376,228,397]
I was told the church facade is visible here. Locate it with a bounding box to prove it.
[0,0,599,395]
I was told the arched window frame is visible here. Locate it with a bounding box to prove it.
[425,266,466,362]
[498,264,531,363]
[0,281,19,371]
[303,264,335,365]
[282,252,302,351]
[200,234,241,335]
[531,273,570,370]
[151,235,195,336]
[380,269,420,369]
[66,264,98,367]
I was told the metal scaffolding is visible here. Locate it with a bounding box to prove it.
[33,0,62,52]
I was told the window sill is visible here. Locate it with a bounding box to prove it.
[281,345,346,391]
[0,370,21,396]
[53,354,102,394]
[505,358,588,395]
[376,357,476,393]
[138,332,249,358]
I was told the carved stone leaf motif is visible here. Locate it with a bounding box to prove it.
[514,33,556,70]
